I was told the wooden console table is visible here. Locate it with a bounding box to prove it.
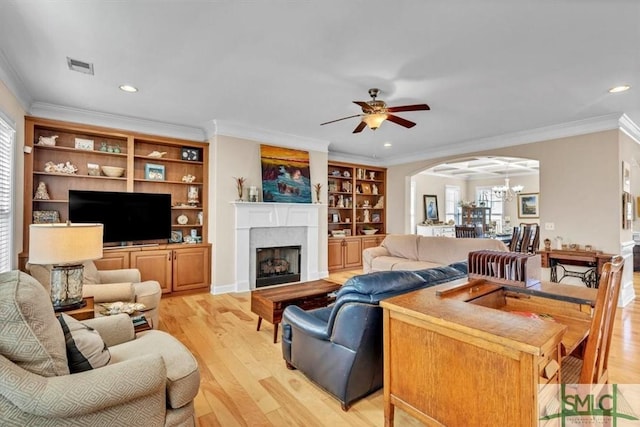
[381,279,596,427]
[538,249,614,288]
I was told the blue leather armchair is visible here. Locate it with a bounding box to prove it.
[281,264,466,410]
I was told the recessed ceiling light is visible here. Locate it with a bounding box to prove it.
[119,84,138,93]
[609,85,630,93]
[383,143,392,148]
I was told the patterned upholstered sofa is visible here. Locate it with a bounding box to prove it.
[0,270,199,426]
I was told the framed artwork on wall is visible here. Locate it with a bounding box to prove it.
[623,192,632,229]
[423,195,439,222]
[623,161,631,193]
[517,193,539,218]
[259,144,312,203]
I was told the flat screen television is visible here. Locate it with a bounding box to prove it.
[69,190,172,244]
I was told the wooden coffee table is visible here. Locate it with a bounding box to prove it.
[251,279,341,343]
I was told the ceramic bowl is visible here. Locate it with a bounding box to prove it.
[101,166,125,177]
[362,229,378,235]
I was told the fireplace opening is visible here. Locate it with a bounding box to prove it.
[255,245,301,288]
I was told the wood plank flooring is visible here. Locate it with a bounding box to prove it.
[158,272,640,427]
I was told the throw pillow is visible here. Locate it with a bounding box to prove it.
[0,271,69,377]
[57,313,111,373]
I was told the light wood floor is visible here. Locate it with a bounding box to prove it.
[158,272,640,427]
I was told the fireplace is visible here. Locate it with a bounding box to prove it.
[255,245,301,288]
[232,202,322,292]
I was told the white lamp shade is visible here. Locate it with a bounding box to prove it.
[362,113,387,130]
[29,223,103,265]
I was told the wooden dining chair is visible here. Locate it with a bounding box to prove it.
[561,255,624,384]
[509,223,539,253]
[508,226,521,251]
[455,225,479,238]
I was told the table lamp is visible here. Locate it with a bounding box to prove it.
[29,222,103,310]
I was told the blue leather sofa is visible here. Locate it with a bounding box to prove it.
[281,263,467,410]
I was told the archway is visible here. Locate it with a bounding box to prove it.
[409,156,540,235]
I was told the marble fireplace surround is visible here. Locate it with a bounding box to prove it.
[233,202,321,292]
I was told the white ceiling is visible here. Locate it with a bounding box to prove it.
[0,1,639,165]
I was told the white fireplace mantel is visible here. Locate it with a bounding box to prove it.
[232,202,322,292]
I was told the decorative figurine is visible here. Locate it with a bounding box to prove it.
[187,186,199,205]
[374,196,384,209]
[544,238,551,251]
[363,209,371,223]
[181,174,196,183]
[34,182,50,200]
[44,161,77,174]
[148,151,167,158]
[37,135,58,146]
[372,183,378,195]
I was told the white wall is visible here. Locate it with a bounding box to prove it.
[412,174,467,227]
[0,79,26,269]
[210,135,328,292]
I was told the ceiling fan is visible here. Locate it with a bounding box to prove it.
[320,88,430,133]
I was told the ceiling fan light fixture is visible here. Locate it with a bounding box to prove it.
[363,113,387,130]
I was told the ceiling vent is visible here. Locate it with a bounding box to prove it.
[66,57,94,75]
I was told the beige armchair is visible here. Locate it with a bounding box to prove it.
[26,261,162,327]
[0,270,199,426]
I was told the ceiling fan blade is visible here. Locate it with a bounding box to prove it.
[320,114,362,126]
[352,121,367,133]
[386,114,416,128]
[386,103,430,113]
[353,101,374,113]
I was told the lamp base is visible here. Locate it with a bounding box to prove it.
[53,299,87,312]
[50,263,85,309]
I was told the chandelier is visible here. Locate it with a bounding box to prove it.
[492,177,524,202]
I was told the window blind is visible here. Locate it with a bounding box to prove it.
[0,113,15,273]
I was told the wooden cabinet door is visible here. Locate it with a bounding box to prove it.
[130,249,173,294]
[343,237,363,269]
[172,246,210,292]
[328,239,345,271]
[361,236,381,250]
[95,250,130,270]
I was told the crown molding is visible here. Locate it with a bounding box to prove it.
[383,113,627,166]
[214,120,329,153]
[619,113,640,144]
[327,150,387,167]
[0,49,31,111]
[29,102,207,141]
